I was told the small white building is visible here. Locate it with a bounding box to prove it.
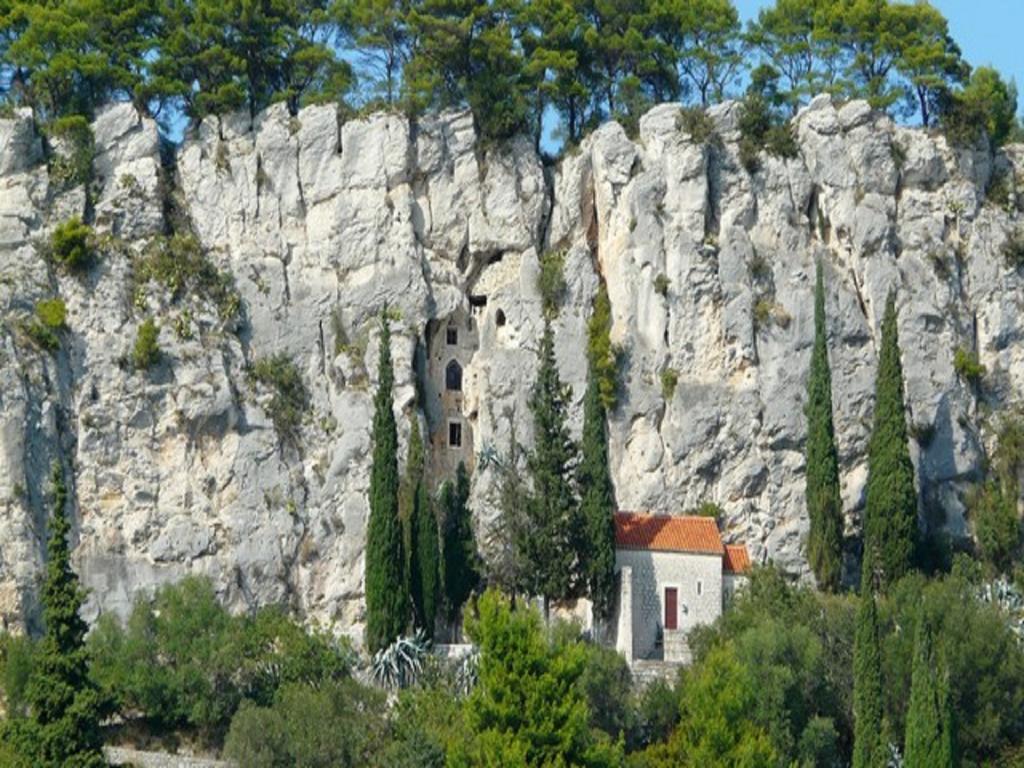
[613,512,751,665]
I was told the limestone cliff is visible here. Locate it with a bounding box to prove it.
[0,96,1020,642]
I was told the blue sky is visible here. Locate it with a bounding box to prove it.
[735,0,1024,104]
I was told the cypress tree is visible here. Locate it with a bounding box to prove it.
[863,294,918,591]
[852,594,885,768]
[905,619,956,768]
[522,317,578,608]
[805,260,844,591]
[365,311,408,653]
[406,417,439,638]
[578,290,618,627]
[12,463,105,767]
[441,462,479,626]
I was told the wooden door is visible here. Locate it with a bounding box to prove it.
[664,588,678,630]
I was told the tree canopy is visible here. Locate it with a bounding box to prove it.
[0,0,1018,146]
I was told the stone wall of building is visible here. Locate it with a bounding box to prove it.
[615,549,723,660]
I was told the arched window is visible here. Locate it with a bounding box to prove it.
[446,360,462,391]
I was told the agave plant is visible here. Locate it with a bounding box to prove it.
[454,647,480,697]
[371,629,430,690]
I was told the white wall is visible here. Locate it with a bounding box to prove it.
[615,548,723,661]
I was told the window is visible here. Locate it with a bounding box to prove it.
[664,587,678,630]
[448,421,462,448]
[696,580,703,596]
[446,327,458,345]
[445,360,462,391]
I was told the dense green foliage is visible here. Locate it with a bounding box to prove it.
[0,463,105,767]
[852,594,884,768]
[2,0,1017,146]
[87,577,354,740]
[405,418,439,637]
[521,317,579,606]
[49,217,94,272]
[132,316,160,370]
[862,295,918,591]
[968,415,1024,573]
[134,233,242,322]
[588,284,619,411]
[451,590,623,767]
[439,462,479,628]
[224,679,387,767]
[579,348,617,626]
[23,297,67,351]
[903,619,956,768]
[805,261,843,592]
[365,311,408,652]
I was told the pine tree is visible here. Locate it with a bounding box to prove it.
[863,294,918,591]
[440,462,479,627]
[853,593,885,768]
[9,463,105,768]
[406,417,439,638]
[905,619,956,768]
[521,317,578,608]
[365,311,408,653]
[578,293,617,628]
[805,260,844,592]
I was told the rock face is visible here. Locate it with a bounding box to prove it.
[0,96,1021,642]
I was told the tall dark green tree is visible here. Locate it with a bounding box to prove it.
[805,261,843,592]
[904,619,956,768]
[521,317,578,608]
[852,593,885,768]
[578,290,617,627]
[862,294,917,591]
[1,463,105,768]
[405,417,439,638]
[440,462,479,627]
[365,311,408,653]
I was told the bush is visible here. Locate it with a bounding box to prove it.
[968,482,1020,573]
[22,298,67,351]
[738,93,798,173]
[251,354,309,440]
[134,234,241,322]
[537,249,567,318]
[88,577,354,740]
[45,116,94,190]
[224,679,387,768]
[0,634,35,719]
[654,273,670,297]
[660,368,678,401]
[132,317,161,370]
[49,217,95,272]
[677,107,716,145]
[954,346,986,383]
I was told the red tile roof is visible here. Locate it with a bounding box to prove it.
[614,512,725,555]
[723,544,752,574]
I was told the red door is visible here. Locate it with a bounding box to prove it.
[664,588,678,630]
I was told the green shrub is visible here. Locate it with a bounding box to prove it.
[251,354,309,440]
[49,217,95,272]
[134,234,241,322]
[132,317,160,370]
[968,481,1020,573]
[738,93,797,173]
[691,501,724,520]
[537,249,567,318]
[754,299,791,331]
[660,368,678,401]
[0,634,35,719]
[677,107,716,145]
[224,679,387,767]
[45,116,94,190]
[954,346,986,383]
[88,576,355,739]
[22,298,68,351]
[654,273,670,297]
